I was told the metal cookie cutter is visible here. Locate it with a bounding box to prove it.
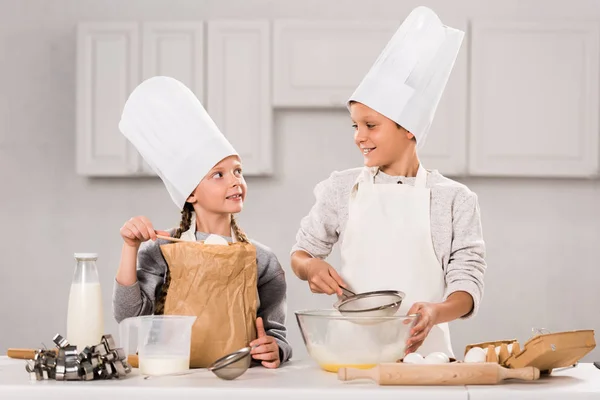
[25,333,133,382]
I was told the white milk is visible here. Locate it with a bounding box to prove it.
[66,282,104,351]
[140,356,190,376]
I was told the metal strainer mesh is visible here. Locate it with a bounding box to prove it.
[334,290,405,317]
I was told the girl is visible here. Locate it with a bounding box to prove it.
[113,76,291,368]
[290,7,486,358]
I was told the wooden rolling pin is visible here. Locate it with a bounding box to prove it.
[7,348,56,359]
[338,362,540,385]
[8,349,139,369]
[127,354,139,368]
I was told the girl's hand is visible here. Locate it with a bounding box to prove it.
[250,317,280,368]
[306,258,345,296]
[120,216,170,248]
[404,302,440,355]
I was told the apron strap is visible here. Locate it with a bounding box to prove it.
[350,167,376,199]
[415,164,428,188]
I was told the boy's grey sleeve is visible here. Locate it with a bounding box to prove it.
[291,173,340,259]
[444,191,486,319]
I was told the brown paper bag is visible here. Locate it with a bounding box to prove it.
[159,241,258,368]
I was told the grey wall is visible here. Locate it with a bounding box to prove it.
[1,0,600,362]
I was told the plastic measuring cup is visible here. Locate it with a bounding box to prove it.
[118,315,196,376]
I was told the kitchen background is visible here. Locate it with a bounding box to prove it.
[1,0,600,362]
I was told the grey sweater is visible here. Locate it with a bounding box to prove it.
[113,230,292,363]
[291,167,486,319]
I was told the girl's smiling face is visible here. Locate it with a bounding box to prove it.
[187,155,247,215]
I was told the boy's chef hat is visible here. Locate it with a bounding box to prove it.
[348,6,464,149]
[119,76,238,210]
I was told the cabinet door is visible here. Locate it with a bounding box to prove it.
[207,21,272,175]
[76,23,140,176]
[140,22,205,175]
[418,18,468,177]
[469,20,600,177]
[272,20,397,108]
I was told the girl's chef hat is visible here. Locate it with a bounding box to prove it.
[119,76,238,210]
[348,6,464,149]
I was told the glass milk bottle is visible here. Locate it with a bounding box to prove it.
[67,253,105,351]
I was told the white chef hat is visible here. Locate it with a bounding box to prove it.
[348,6,464,149]
[119,76,238,210]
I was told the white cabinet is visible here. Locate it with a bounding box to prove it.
[76,23,140,176]
[77,17,600,179]
[273,20,468,176]
[207,21,272,175]
[142,22,204,98]
[469,20,600,177]
[273,21,397,108]
[76,21,272,177]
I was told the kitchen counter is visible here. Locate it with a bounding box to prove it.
[467,363,600,399]
[1,357,599,399]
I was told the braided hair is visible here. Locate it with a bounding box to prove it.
[154,202,193,315]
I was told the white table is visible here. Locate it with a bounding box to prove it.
[0,357,466,400]
[467,363,600,400]
[2,357,599,399]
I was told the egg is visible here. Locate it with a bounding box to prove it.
[402,353,425,364]
[424,352,450,364]
[464,347,486,363]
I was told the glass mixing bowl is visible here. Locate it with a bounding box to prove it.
[295,309,417,372]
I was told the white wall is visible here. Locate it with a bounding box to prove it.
[1,0,600,363]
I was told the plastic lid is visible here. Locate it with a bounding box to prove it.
[74,253,98,260]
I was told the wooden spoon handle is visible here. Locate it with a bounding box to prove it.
[156,234,186,243]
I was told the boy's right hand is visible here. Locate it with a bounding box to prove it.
[305,258,346,296]
[120,216,170,248]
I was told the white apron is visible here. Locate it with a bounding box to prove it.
[339,165,454,357]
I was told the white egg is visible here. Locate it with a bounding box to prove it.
[495,346,501,356]
[464,347,486,363]
[424,352,450,364]
[204,234,229,246]
[402,353,425,364]
[507,344,513,354]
